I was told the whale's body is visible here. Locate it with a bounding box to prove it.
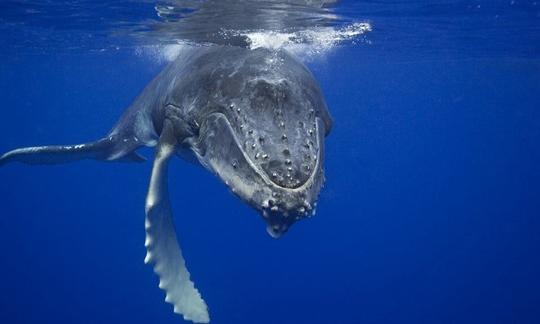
[0,45,332,323]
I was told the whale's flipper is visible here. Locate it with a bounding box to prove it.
[0,136,145,166]
[144,120,209,323]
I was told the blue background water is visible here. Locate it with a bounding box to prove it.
[1,1,540,324]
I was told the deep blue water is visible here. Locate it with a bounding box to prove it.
[1,1,540,324]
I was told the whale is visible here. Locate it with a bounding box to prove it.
[0,45,332,323]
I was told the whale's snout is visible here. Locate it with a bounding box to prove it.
[190,47,332,238]
[195,112,326,237]
[260,189,318,238]
[266,224,286,239]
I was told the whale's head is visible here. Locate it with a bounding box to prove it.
[190,48,332,238]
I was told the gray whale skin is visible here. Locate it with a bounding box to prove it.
[0,45,332,323]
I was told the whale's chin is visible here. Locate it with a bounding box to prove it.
[266,225,283,239]
[191,112,326,236]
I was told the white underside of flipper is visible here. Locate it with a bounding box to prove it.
[145,136,209,323]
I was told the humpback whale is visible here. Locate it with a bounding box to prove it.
[0,45,332,323]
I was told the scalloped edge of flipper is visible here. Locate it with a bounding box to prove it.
[144,211,210,323]
[144,132,209,323]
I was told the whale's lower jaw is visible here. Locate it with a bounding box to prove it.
[192,112,326,236]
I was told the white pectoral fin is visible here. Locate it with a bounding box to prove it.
[144,122,209,323]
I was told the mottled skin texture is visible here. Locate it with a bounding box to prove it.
[113,45,332,235]
[0,45,332,322]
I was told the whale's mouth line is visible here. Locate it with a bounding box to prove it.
[208,112,324,193]
[191,109,323,229]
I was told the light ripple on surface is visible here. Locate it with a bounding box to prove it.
[1,0,538,60]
